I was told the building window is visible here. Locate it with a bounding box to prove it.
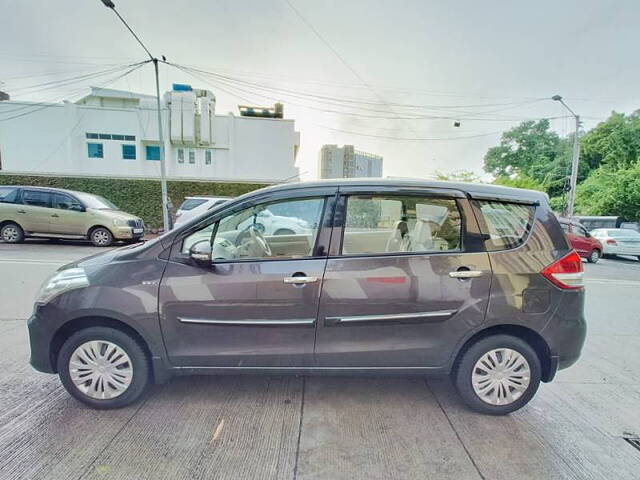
[205,150,212,165]
[87,143,103,158]
[122,144,136,160]
[189,150,196,164]
[86,133,99,139]
[177,148,184,164]
[112,134,125,141]
[146,145,161,161]
[98,133,111,140]
[85,133,135,141]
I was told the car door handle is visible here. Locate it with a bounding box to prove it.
[17,209,26,214]
[283,276,318,284]
[51,214,59,218]
[449,270,484,279]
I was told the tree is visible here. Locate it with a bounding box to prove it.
[575,164,640,220]
[493,175,545,191]
[580,111,640,171]
[434,170,481,183]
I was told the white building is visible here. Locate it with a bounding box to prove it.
[318,144,383,179]
[0,85,300,183]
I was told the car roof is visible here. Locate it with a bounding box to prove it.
[184,196,230,201]
[249,178,548,204]
[4,185,88,196]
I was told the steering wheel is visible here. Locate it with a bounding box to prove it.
[236,225,272,257]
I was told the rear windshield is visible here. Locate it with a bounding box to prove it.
[608,229,640,238]
[477,200,535,251]
[180,198,208,211]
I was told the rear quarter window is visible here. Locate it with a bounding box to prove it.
[476,200,535,251]
[0,187,19,204]
[179,199,207,211]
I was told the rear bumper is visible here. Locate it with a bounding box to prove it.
[540,289,587,374]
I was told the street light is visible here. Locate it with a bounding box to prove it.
[100,0,171,232]
[552,95,581,217]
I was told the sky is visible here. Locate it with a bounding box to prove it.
[1,0,639,181]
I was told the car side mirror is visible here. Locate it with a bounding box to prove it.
[70,203,85,212]
[189,239,212,265]
[585,232,591,238]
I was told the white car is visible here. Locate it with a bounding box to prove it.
[590,228,640,260]
[236,208,311,235]
[174,196,230,227]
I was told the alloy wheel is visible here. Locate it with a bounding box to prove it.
[590,250,600,263]
[1,226,19,242]
[69,340,133,400]
[92,229,111,246]
[471,348,531,406]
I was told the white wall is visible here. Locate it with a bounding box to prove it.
[0,99,299,183]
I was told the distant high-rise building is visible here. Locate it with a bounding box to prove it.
[318,144,383,179]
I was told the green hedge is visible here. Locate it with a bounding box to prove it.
[0,175,268,229]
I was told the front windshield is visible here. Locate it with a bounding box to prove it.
[74,192,118,210]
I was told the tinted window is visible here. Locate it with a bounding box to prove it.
[53,193,80,210]
[477,201,535,251]
[22,190,52,208]
[608,229,640,238]
[87,143,103,158]
[0,187,18,204]
[572,225,588,237]
[182,197,325,261]
[146,145,160,161]
[180,199,208,211]
[560,223,570,233]
[342,195,462,255]
[122,144,136,160]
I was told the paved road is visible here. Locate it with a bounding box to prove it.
[1,240,640,479]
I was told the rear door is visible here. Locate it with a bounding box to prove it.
[315,187,491,368]
[19,189,53,234]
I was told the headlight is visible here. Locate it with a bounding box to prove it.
[35,267,89,304]
[113,218,128,227]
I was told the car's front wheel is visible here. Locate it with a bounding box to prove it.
[454,334,541,415]
[57,327,150,409]
[89,227,114,247]
[587,249,600,263]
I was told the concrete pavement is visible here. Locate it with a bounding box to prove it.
[1,240,640,479]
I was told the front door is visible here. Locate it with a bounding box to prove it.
[50,192,87,235]
[315,189,491,368]
[159,193,333,367]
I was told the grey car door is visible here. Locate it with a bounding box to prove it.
[315,187,492,368]
[158,189,335,367]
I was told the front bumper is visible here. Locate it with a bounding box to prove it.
[112,226,145,240]
[27,306,57,373]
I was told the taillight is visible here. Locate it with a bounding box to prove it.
[541,251,584,290]
[606,239,617,245]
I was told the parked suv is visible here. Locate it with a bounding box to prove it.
[558,217,603,263]
[0,186,144,247]
[27,180,586,414]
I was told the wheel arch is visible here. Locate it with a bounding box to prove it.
[49,316,154,377]
[87,224,113,237]
[452,324,553,382]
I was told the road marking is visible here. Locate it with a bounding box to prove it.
[0,259,67,265]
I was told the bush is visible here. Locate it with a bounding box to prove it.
[0,175,268,229]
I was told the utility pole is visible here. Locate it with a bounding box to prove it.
[552,95,581,218]
[100,0,171,231]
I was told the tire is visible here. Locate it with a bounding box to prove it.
[587,249,600,263]
[57,326,150,409]
[0,222,25,243]
[454,334,541,415]
[274,228,295,236]
[90,227,114,247]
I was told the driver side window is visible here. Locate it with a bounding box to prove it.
[182,197,325,261]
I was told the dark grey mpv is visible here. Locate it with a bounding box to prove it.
[28,179,586,415]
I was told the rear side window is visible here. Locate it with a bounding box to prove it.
[342,195,462,255]
[179,199,207,211]
[22,190,52,208]
[0,187,19,204]
[477,200,535,251]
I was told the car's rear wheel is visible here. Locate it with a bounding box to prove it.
[1,222,25,243]
[57,327,150,409]
[454,334,541,415]
[90,227,114,247]
[587,249,600,263]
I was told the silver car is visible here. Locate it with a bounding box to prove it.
[591,228,640,260]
